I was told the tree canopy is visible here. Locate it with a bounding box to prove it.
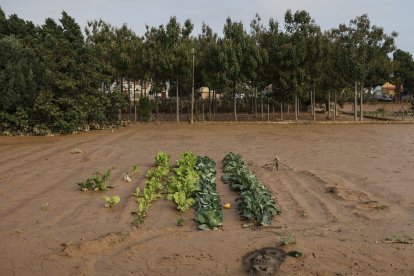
[0,6,408,133]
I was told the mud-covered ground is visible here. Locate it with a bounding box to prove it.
[0,123,413,275]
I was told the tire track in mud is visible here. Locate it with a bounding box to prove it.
[270,176,303,218]
[302,170,405,220]
[271,171,335,223]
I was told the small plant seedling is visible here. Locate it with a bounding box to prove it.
[176,217,185,227]
[297,208,307,217]
[78,170,111,191]
[130,164,139,174]
[385,234,412,244]
[373,204,390,210]
[131,187,140,198]
[41,203,49,211]
[103,196,120,208]
[277,233,296,246]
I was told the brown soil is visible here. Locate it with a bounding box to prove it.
[0,123,413,275]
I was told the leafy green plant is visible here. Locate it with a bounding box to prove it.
[278,233,296,246]
[385,234,412,244]
[237,186,279,226]
[133,151,170,225]
[131,187,140,200]
[78,170,111,191]
[194,156,223,230]
[176,217,185,227]
[297,208,308,217]
[103,195,120,208]
[130,164,139,174]
[222,152,280,226]
[167,152,199,212]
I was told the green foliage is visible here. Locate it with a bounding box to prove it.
[277,233,296,246]
[130,164,139,174]
[155,151,170,169]
[222,152,280,226]
[138,97,152,122]
[176,217,185,227]
[78,170,111,191]
[167,152,199,212]
[194,156,223,230]
[0,9,400,131]
[134,151,170,225]
[0,12,128,135]
[103,195,120,208]
[393,49,414,94]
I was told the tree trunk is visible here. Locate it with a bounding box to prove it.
[128,79,131,120]
[155,86,159,122]
[233,90,237,122]
[213,90,216,117]
[310,90,313,116]
[176,75,180,122]
[191,49,195,124]
[334,90,337,122]
[202,100,205,122]
[261,91,264,121]
[208,89,212,120]
[327,90,331,119]
[360,83,363,122]
[133,81,137,123]
[254,87,258,117]
[354,81,358,122]
[267,97,270,122]
[295,90,298,121]
[280,101,283,120]
[313,88,316,122]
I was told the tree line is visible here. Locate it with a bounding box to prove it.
[1,7,413,133]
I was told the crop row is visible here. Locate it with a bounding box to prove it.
[194,156,223,230]
[222,152,280,226]
[134,151,170,225]
[166,152,200,211]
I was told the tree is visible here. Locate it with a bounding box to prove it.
[282,10,321,120]
[393,49,414,95]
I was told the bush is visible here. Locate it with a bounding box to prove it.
[138,97,152,122]
[0,107,30,133]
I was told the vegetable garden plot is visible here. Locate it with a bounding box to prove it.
[222,152,280,226]
[133,151,224,230]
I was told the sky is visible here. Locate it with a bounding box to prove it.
[2,0,413,54]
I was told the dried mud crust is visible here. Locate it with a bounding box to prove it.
[243,247,286,275]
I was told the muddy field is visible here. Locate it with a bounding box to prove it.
[0,123,413,275]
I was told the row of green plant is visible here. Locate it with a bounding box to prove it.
[166,152,200,212]
[133,151,170,225]
[222,152,280,226]
[193,156,223,230]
